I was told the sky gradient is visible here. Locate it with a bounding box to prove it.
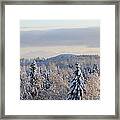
[20,20,100,58]
[20,20,100,31]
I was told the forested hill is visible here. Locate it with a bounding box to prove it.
[20,54,100,100]
[21,54,100,67]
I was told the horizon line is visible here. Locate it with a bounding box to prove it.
[20,26,100,32]
[20,53,100,59]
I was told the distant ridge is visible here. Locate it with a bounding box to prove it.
[45,54,100,63]
[20,54,100,60]
[20,27,100,47]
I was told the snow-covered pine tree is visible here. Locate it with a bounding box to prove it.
[92,64,100,76]
[29,59,38,99]
[67,63,86,100]
[42,71,53,90]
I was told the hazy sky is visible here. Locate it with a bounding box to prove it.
[20,20,100,58]
[21,46,100,58]
[20,20,100,31]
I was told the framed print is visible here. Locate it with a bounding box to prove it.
[0,0,119,119]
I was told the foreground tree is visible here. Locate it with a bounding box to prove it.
[29,59,38,99]
[67,63,86,100]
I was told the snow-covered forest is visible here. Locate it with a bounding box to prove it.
[20,54,100,100]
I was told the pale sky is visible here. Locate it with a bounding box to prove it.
[21,46,100,58]
[20,20,100,58]
[20,20,100,31]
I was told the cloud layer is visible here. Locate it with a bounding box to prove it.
[20,27,100,48]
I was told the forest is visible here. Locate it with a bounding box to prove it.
[20,54,100,100]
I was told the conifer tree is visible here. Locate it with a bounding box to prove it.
[67,63,86,100]
[29,60,37,85]
[42,71,53,90]
[29,59,38,99]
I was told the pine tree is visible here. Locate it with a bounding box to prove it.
[29,59,38,99]
[29,60,37,85]
[67,63,86,100]
[42,71,53,90]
